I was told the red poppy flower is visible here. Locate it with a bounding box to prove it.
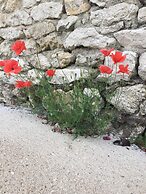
[11,40,26,55]
[110,51,126,64]
[99,65,113,74]
[100,48,114,57]
[117,64,129,75]
[46,69,56,77]
[15,81,32,89]
[0,60,5,67]
[3,60,22,75]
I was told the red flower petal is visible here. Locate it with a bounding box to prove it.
[117,64,129,75]
[99,65,113,74]
[46,69,56,77]
[15,81,32,89]
[3,60,22,75]
[0,61,5,67]
[12,66,22,74]
[11,40,26,55]
[24,81,32,87]
[110,51,126,64]
[100,48,114,57]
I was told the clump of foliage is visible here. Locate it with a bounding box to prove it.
[1,40,128,137]
[134,132,146,150]
[28,76,114,136]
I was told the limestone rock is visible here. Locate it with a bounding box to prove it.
[0,84,15,104]
[138,52,146,81]
[36,53,51,70]
[74,48,104,67]
[27,50,74,69]
[57,16,78,31]
[108,84,146,114]
[0,40,11,56]
[114,28,146,53]
[0,27,23,40]
[57,51,75,68]
[36,33,63,51]
[24,21,55,39]
[27,69,43,84]
[139,0,146,5]
[64,0,91,15]
[140,100,146,115]
[0,13,7,28]
[17,58,31,71]
[30,2,63,21]
[119,124,145,140]
[6,10,33,26]
[25,52,52,70]
[138,7,146,24]
[38,51,60,68]
[90,3,138,28]
[64,27,116,50]
[23,39,37,55]
[104,0,142,7]
[2,0,21,13]
[99,51,138,83]
[51,67,89,84]
[96,21,124,35]
[90,0,105,7]
[22,0,37,8]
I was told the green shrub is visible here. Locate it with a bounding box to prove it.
[27,76,114,136]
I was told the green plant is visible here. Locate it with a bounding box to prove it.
[134,133,146,149]
[27,75,114,136]
[0,41,119,137]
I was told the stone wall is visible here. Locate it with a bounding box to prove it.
[0,0,146,67]
[1,0,146,138]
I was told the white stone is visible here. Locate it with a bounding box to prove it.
[90,3,138,27]
[22,0,37,8]
[0,40,11,56]
[0,27,23,40]
[64,27,116,49]
[30,2,63,21]
[0,13,7,28]
[57,16,78,31]
[99,51,138,83]
[24,21,55,39]
[105,0,142,7]
[2,0,21,13]
[114,28,146,53]
[27,69,43,84]
[36,33,63,51]
[6,10,33,26]
[57,51,75,68]
[51,67,89,84]
[138,52,146,80]
[140,100,146,115]
[96,21,124,35]
[109,84,146,114]
[90,0,105,7]
[37,53,51,70]
[23,39,37,55]
[64,0,90,15]
[138,7,146,24]
[73,48,104,67]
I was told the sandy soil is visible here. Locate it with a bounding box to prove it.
[0,104,146,194]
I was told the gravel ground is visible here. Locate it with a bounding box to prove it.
[0,105,146,194]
